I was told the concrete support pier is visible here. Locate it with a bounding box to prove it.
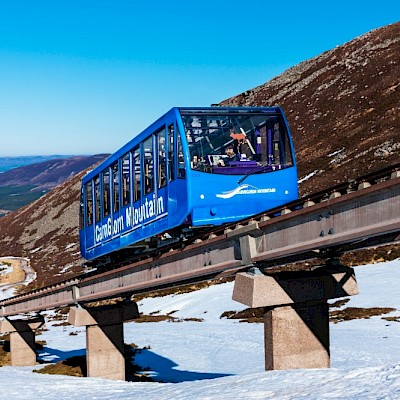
[0,315,44,366]
[68,301,139,380]
[232,266,359,371]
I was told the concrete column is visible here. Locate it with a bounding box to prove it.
[264,303,330,370]
[68,301,139,380]
[0,316,44,366]
[232,266,358,371]
[86,323,125,379]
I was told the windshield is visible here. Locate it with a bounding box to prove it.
[180,111,293,175]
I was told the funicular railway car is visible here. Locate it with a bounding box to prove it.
[79,106,298,265]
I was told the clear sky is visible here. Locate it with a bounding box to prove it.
[0,1,398,156]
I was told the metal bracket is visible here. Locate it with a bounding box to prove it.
[72,285,80,304]
[239,235,258,265]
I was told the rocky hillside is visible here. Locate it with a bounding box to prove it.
[221,22,400,196]
[0,171,85,288]
[0,23,398,288]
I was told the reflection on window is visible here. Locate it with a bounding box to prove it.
[79,188,85,230]
[143,136,154,194]
[168,124,175,182]
[122,153,131,206]
[157,127,167,188]
[134,148,141,201]
[86,181,93,226]
[181,112,293,175]
[94,177,100,223]
[177,127,185,179]
[102,170,110,218]
[112,163,119,213]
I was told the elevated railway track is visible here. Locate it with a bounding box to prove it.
[1,163,399,317]
[1,163,399,378]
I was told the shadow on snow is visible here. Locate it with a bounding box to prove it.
[38,346,232,383]
[134,348,233,383]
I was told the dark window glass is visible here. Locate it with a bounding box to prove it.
[177,126,185,179]
[134,148,141,201]
[143,136,154,193]
[181,112,293,174]
[79,187,85,230]
[157,127,167,188]
[122,153,131,206]
[102,170,110,218]
[168,124,175,182]
[112,163,119,213]
[94,177,101,223]
[85,181,93,226]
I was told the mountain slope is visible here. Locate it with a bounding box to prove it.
[0,154,108,189]
[220,22,400,195]
[0,171,85,287]
[0,23,399,287]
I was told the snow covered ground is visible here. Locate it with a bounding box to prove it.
[1,259,400,399]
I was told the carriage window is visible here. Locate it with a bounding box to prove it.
[157,127,167,188]
[112,163,119,213]
[177,127,185,179]
[143,136,154,193]
[273,123,281,164]
[94,177,101,223]
[282,125,293,166]
[134,148,141,201]
[168,124,175,182]
[181,112,293,175]
[85,181,93,226]
[79,188,85,230]
[102,170,111,218]
[122,153,131,206]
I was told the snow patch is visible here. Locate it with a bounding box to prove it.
[298,170,318,183]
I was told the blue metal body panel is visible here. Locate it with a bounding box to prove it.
[187,167,298,226]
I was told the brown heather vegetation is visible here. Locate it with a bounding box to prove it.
[0,23,398,289]
[220,22,400,196]
[329,307,397,323]
[0,335,11,367]
[220,300,398,324]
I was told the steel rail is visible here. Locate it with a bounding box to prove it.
[1,166,399,317]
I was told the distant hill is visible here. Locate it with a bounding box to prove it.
[0,154,109,213]
[0,23,398,289]
[0,154,109,189]
[0,155,72,173]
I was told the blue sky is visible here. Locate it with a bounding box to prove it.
[0,1,398,156]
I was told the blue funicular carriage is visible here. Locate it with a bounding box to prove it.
[80,106,298,265]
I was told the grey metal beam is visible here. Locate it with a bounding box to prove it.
[1,177,399,317]
[247,177,400,264]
